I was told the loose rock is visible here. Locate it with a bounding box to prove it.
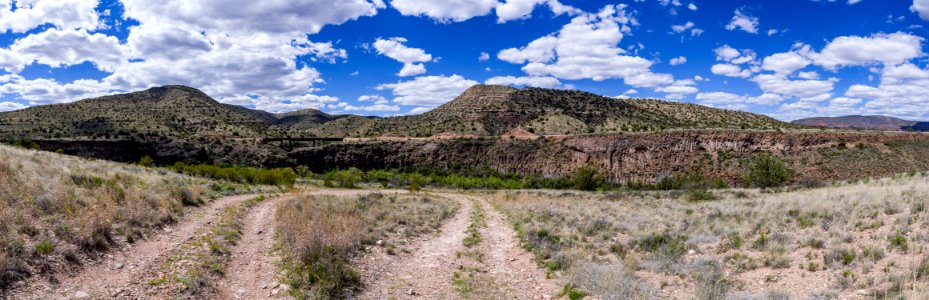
[74,291,90,300]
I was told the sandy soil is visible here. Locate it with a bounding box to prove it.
[215,195,286,300]
[474,198,561,299]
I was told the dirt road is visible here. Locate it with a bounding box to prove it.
[11,190,562,299]
[357,192,561,299]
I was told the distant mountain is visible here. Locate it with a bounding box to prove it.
[902,122,929,132]
[791,115,919,131]
[273,109,353,129]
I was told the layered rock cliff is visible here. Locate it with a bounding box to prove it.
[290,130,929,185]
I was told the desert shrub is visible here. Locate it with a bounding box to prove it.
[763,250,791,269]
[324,168,364,188]
[572,165,607,191]
[693,260,729,300]
[7,137,39,150]
[558,283,587,300]
[138,155,155,167]
[171,162,296,186]
[632,233,688,261]
[0,244,29,290]
[34,240,55,255]
[686,189,717,202]
[742,153,793,188]
[570,262,656,300]
[889,234,909,252]
[174,187,204,206]
[294,165,312,178]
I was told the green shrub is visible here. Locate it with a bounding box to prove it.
[170,162,296,186]
[572,165,606,191]
[34,240,55,255]
[686,189,717,202]
[8,138,39,150]
[633,233,687,259]
[325,168,364,188]
[742,154,793,188]
[138,155,155,167]
[559,283,587,300]
[294,165,312,178]
[890,234,909,252]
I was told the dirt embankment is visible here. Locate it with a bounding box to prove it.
[291,130,929,184]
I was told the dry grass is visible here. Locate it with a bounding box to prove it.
[0,145,252,290]
[491,173,929,299]
[274,192,458,299]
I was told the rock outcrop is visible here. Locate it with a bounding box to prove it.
[291,130,929,185]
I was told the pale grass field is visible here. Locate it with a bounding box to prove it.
[0,145,252,289]
[274,192,459,299]
[492,174,929,299]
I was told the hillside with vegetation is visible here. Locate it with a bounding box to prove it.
[302,85,796,137]
[0,84,797,142]
[0,143,260,290]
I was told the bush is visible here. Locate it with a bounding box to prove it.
[686,189,717,202]
[324,168,364,188]
[138,156,155,167]
[572,165,607,191]
[7,138,39,150]
[694,260,729,300]
[170,162,296,186]
[633,233,687,260]
[34,240,55,255]
[742,154,793,188]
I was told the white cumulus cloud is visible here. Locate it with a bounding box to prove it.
[373,37,433,77]
[497,4,678,91]
[725,8,759,34]
[0,28,126,73]
[0,0,100,33]
[390,0,498,23]
[807,32,924,70]
[495,0,580,23]
[485,76,561,88]
[377,74,478,107]
[912,0,929,21]
[0,101,26,112]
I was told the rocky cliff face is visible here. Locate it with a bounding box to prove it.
[290,130,929,184]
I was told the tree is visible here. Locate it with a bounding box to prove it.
[572,165,606,191]
[742,153,793,188]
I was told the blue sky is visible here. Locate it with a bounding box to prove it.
[1,0,928,121]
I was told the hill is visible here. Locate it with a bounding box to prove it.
[0,86,352,140]
[791,115,918,131]
[0,84,794,141]
[301,85,794,137]
[0,84,801,165]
